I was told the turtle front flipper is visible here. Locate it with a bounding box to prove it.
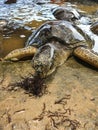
[3,46,37,61]
[73,46,98,69]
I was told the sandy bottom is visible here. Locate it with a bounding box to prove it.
[0,57,98,130]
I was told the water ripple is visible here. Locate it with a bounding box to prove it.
[0,0,57,26]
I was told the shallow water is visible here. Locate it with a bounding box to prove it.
[0,0,98,57]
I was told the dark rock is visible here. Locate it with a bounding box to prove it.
[4,0,17,4]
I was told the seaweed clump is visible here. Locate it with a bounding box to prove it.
[16,73,47,97]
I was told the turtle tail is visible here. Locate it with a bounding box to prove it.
[73,46,98,69]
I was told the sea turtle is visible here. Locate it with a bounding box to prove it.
[52,6,92,25]
[52,6,80,22]
[3,19,98,77]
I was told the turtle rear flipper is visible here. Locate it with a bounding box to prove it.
[73,46,98,69]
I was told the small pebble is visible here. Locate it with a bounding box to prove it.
[90,97,95,101]
[20,35,26,38]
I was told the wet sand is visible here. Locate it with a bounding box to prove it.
[0,57,98,130]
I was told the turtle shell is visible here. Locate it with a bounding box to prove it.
[25,20,93,49]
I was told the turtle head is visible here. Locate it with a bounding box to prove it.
[52,7,80,21]
[32,44,55,78]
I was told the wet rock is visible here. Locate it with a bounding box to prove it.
[0,19,8,30]
[4,0,17,4]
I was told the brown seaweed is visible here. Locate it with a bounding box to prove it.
[15,73,47,97]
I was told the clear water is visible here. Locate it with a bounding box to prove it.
[0,0,58,57]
